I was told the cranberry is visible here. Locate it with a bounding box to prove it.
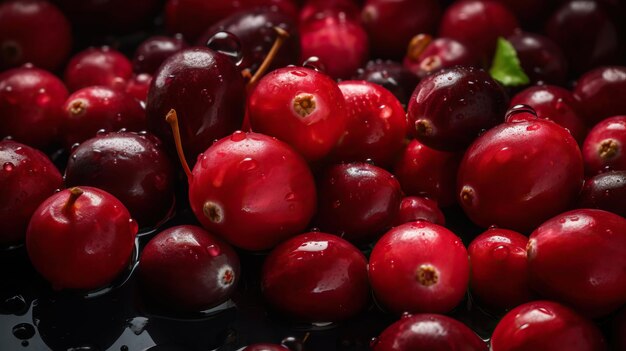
[61,86,145,149]
[0,141,62,246]
[353,60,419,108]
[261,232,369,322]
[139,225,240,312]
[64,47,133,92]
[468,228,532,311]
[247,67,348,162]
[403,35,478,79]
[369,222,469,314]
[393,139,461,207]
[527,209,626,318]
[146,47,246,165]
[26,187,138,290]
[361,0,441,59]
[299,0,361,23]
[332,80,407,166]
[439,0,519,60]
[407,66,509,151]
[578,170,626,217]
[0,0,71,71]
[490,301,608,351]
[315,162,403,245]
[546,0,620,75]
[65,131,176,230]
[393,196,445,226]
[507,32,568,86]
[132,35,188,75]
[574,66,626,126]
[371,314,487,351]
[124,73,152,103]
[509,85,587,144]
[0,65,68,149]
[582,116,626,175]
[458,119,584,233]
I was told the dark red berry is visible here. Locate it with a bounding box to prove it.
[299,0,360,23]
[243,344,289,351]
[578,170,626,218]
[64,47,133,92]
[403,35,478,79]
[393,196,445,226]
[582,116,626,175]
[507,31,568,85]
[574,66,626,126]
[132,35,188,75]
[124,73,152,103]
[353,60,419,108]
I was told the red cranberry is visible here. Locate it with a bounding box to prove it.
[393,196,445,226]
[61,86,145,149]
[132,35,188,75]
[65,131,176,230]
[299,0,360,23]
[578,170,626,217]
[574,66,626,126]
[439,0,519,60]
[332,80,407,166]
[509,85,587,144]
[0,65,68,149]
[507,32,568,86]
[64,47,133,92]
[458,119,584,233]
[527,209,626,317]
[138,225,240,312]
[26,187,138,290]
[582,116,626,175]
[0,141,62,246]
[371,314,487,351]
[261,232,369,322]
[468,228,532,311]
[407,66,509,151]
[369,222,469,314]
[315,162,403,245]
[353,60,419,108]
[247,67,348,162]
[0,0,71,71]
[393,139,461,208]
[403,35,478,79]
[490,301,608,351]
[124,73,152,103]
[361,0,441,59]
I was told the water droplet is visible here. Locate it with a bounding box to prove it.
[2,295,27,314]
[370,337,380,348]
[230,130,246,142]
[206,245,221,257]
[238,157,258,171]
[12,323,35,340]
[401,312,412,319]
[492,245,509,260]
[96,129,107,135]
[332,200,341,208]
[285,192,295,201]
[120,346,129,351]
[526,124,540,131]
[291,69,308,77]
[71,143,80,150]
[129,219,138,235]
[3,162,14,171]
[127,317,149,335]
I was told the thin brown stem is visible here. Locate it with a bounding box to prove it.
[406,34,433,61]
[247,27,290,89]
[165,109,193,181]
[63,187,84,214]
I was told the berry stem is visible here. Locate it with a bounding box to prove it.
[247,27,290,89]
[165,109,193,181]
[406,34,432,61]
[63,187,83,214]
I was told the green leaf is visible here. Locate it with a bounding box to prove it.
[489,37,530,87]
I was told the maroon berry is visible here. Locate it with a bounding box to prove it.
[26,187,138,290]
[0,141,62,246]
[578,170,626,218]
[299,0,360,23]
[574,66,626,126]
[458,119,584,233]
[132,35,188,75]
[403,35,478,79]
[139,225,240,312]
[243,344,289,351]
[353,60,419,108]
[64,47,133,92]
[490,301,608,351]
[507,32,568,85]
[261,232,369,322]
[407,66,509,151]
[527,209,626,318]
[372,314,487,351]
[393,196,445,226]
[0,65,68,149]
[124,73,152,103]
[369,222,469,314]
[582,116,626,175]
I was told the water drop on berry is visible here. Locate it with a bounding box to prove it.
[3,162,14,171]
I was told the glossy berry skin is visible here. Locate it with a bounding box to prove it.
[332,81,407,166]
[247,67,347,162]
[407,66,508,151]
[582,116,626,175]
[139,225,240,312]
[507,32,568,86]
[392,197,445,226]
[26,187,138,291]
[468,228,532,311]
[261,232,369,322]
[189,132,316,251]
[369,222,469,314]
[372,314,487,351]
[147,48,246,165]
[132,35,188,75]
[125,73,152,103]
[64,47,133,92]
[299,0,360,23]
[490,301,607,351]
[439,0,519,60]
[510,85,586,144]
[457,119,584,233]
[61,86,145,149]
[527,209,626,318]
[361,0,441,59]
[393,139,461,207]
[0,141,62,246]
[315,163,402,245]
[65,131,176,230]
[579,171,626,218]
[574,66,626,126]
[353,60,419,108]
[0,0,71,71]
[403,37,477,79]
[242,344,289,351]
[0,66,68,149]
